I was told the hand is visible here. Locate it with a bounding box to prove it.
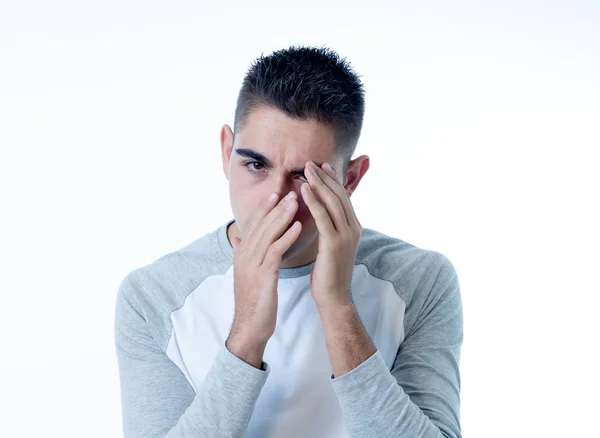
[226,190,302,367]
[301,161,362,311]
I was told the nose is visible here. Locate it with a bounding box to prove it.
[271,175,298,200]
[269,176,308,218]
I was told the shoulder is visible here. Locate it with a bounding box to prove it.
[355,227,461,338]
[355,227,458,305]
[116,224,232,349]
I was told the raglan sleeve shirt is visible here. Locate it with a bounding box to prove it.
[329,256,463,438]
[114,239,462,437]
[114,276,271,438]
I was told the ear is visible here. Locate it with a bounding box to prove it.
[343,155,370,197]
[220,124,235,181]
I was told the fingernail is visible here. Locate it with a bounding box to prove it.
[285,191,295,200]
[268,193,278,202]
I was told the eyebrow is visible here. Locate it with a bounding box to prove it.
[234,148,335,173]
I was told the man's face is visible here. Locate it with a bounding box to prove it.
[221,106,344,262]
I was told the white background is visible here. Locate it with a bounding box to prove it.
[1,1,598,437]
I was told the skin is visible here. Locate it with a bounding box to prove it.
[220,105,376,376]
[220,105,369,269]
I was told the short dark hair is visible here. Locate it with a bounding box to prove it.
[233,45,366,170]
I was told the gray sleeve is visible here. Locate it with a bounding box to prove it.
[330,258,463,438]
[114,278,270,437]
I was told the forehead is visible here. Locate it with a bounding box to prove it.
[234,106,338,164]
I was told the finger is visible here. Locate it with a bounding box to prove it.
[253,193,299,264]
[305,162,347,231]
[264,220,302,270]
[301,182,335,236]
[320,162,360,227]
[244,191,281,239]
[242,191,292,255]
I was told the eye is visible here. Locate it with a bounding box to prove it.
[245,161,265,173]
[244,161,308,181]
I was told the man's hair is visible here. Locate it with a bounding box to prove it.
[233,45,366,170]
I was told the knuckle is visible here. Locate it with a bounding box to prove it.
[264,249,280,268]
[280,203,296,215]
[315,207,327,218]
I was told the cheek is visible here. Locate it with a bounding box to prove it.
[229,177,272,230]
[295,198,310,220]
[229,174,253,216]
[230,186,256,217]
[297,188,316,214]
[294,199,317,233]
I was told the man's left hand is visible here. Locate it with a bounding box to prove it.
[301,161,362,311]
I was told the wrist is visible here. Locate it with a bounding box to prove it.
[316,298,356,318]
[226,332,268,370]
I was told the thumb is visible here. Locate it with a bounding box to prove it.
[231,237,241,251]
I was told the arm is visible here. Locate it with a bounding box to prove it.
[114,277,270,438]
[319,302,377,378]
[326,259,463,438]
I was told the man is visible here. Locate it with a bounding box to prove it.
[114,45,463,438]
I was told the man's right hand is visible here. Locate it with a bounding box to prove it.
[225,190,302,369]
